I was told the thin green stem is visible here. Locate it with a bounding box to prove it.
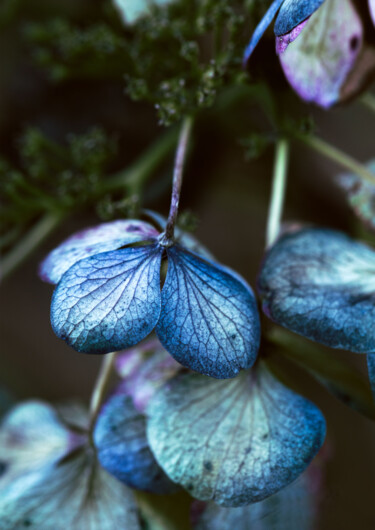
[297,134,375,187]
[101,126,178,195]
[1,211,65,281]
[89,351,118,433]
[361,93,375,113]
[266,139,290,247]
[164,116,194,243]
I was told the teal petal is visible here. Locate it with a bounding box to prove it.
[147,364,325,506]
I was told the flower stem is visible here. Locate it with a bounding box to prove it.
[89,351,118,433]
[297,134,375,187]
[266,138,290,247]
[1,211,65,281]
[361,93,375,114]
[164,116,194,242]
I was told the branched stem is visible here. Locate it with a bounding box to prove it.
[1,211,65,281]
[89,351,118,433]
[266,139,290,247]
[297,134,375,187]
[164,116,194,242]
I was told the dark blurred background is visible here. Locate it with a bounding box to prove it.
[1,1,375,528]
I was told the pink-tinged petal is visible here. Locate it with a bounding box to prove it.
[279,0,363,108]
[276,18,308,54]
[39,219,159,284]
[370,0,375,26]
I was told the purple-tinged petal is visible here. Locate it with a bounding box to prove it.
[116,340,182,413]
[0,448,140,529]
[274,0,326,36]
[243,0,285,64]
[147,364,325,506]
[336,160,375,234]
[94,390,176,493]
[279,0,363,108]
[51,244,162,354]
[258,228,375,353]
[39,219,159,285]
[156,245,260,379]
[276,18,308,54]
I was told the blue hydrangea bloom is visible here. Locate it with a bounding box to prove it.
[258,228,375,353]
[40,216,261,379]
[146,361,326,506]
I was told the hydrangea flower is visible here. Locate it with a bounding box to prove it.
[0,401,142,529]
[108,339,327,508]
[244,0,375,108]
[40,215,261,379]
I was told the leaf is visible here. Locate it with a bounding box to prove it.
[93,391,175,493]
[115,339,182,413]
[258,228,375,353]
[243,0,285,64]
[194,469,319,530]
[274,0,326,36]
[278,0,363,108]
[0,401,82,489]
[113,0,173,25]
[51,244,163,353]
[336,160,375,233]
[146,364,325,507]
[156,245,261,379]
[268,328,375,421]
[0,448,141,530]
[39,219,159,284]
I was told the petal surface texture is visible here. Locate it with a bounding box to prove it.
[279,0,363,108]
[243,0,285,63]
[195,469,317,530]
[274,0,326,36]
[147,365,325,506]
[51,244,162,353]
[156,245,260,379]
[258,228,375,352]
[370,0,375,26]
[39,219,159,284]
[0,449,140,530]
[93,391,175,493]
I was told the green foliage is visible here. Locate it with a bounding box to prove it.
[0,127,117,239]
[24,0,270,125]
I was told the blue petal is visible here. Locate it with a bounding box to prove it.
[243,0,285,64]
[258,228,375,353]
[146,364,326,506]
[195,469,319,530]
[274,0,326,36]
[39,219,159,284]
[156,245,260,379]
[51,244,162,354]
[94,391,176,493]
[367,354,375,402]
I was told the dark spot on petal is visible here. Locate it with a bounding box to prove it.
[262,433,269,440]
[0,461,7,476]
[350,35,359,52]
[23,520,32,527]
[204,460,213,472]
[231,334,237,340]
[186,483,194,491]
[127,225,141,232]
[245,446,252,454]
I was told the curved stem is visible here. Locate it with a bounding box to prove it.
[164,116,194,242]
[297,134,375,187]
[266,139,290,247]
[89,351,118,433]
[1,211,65,281]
